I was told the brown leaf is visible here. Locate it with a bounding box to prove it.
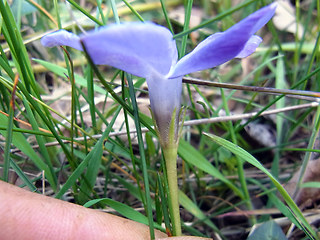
[284,158,320,207]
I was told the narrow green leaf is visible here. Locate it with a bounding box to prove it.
[32,59,107,95]
[3,106,14,182]
[173,0,256,39]
[113,174,142,202]
[127,73,155,239]
[83,198,164,231]
[22,96,57,188]
[159,0,174,33]
[178,139,243,198]
[157,174,171,233]
[56,106,121,200]
[204,133,318,240]
[84,66,97,132]
[66,0,103,26]
[0,113,56,188]
[179,191,220,233]
[122,0,144,22]
[247,221,288,240]
[179,0,193,58]
[301,181,320,189]
[10,159,37,192]
[273,57,286,178]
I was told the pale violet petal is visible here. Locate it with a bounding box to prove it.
[81,22,177,78]
[40,30,83,51]
[235,35,262,58]
[168,3,277,78]
[230,2,278,36]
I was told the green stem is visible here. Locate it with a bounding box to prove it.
[163,145,181,236]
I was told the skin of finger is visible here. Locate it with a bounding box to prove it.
[0,181,167,240]
[158,237,213,240]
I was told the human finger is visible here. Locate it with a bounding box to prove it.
[0,181,167,240]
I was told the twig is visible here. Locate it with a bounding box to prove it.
[184,102,319,126]
[10,102,318,153]
[183,77,320,99]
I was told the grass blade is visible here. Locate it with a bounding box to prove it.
[56,106,121,199]
[178,139,243,198]
[83,198,163,231]
[204,133,318,240]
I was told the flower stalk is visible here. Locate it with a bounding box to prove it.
[158,108,182,236]
[163,144,181,236]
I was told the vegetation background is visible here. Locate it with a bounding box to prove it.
[0,0,320,239]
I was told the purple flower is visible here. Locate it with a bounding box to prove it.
[41,3,276,145]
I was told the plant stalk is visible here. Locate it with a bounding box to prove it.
[163,145,181,236]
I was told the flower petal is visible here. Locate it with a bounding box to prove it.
[235,35,262,58]
[41,30,83,51]
[41,23,177,78]
[168,3,277,78]
[81,22,177,78]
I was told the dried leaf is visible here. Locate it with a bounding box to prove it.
[273,0,304,39]
[284,158,320,207]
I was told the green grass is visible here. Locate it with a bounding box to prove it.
[1,0,320,239]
